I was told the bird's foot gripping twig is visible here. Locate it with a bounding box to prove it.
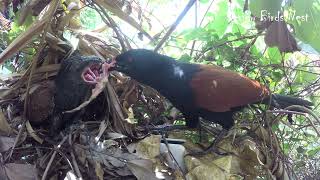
[185,129,230,157]
[146,124,188,132]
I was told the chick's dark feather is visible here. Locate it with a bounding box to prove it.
[51,53,103,133]
[114,49,312,129]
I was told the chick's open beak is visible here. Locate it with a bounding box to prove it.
[82,59,116,84]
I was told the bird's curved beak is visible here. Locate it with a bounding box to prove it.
[106,58,117,71]
[107,57,128,72]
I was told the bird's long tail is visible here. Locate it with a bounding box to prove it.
[263,94,313,109]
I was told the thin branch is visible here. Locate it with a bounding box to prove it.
[195,33,261,61]
[42,136,70,180]
[94,3,128,51]
[190,0,215,56]
[189,0,198,57]
[284,105,320,136]
[69,134,82,179]
[7,0,60,161]
[154,0,196,52]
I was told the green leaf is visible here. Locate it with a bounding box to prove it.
[272,70,283,81]
[294,70,318,84]
[291,138,303,142]
[13,10,35,27]
[295,161,306,168]
[296,146,306,153]
[249,0,282,18]
[265,47,282,64]
[205,0,229,37]
[285,0,320,53]
[178,53,192,62]
[272,124,279,131]
[283,143,291,153]
[180,27,208,41]
[80,7,103,30]
[307,146,320,157]
[199,0,210,3]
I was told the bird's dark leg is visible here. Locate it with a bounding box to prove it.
[186,112,235,156]
[146,113,199,133]
[184,113,199,129]
[185,129,229,157]
[201,129,229,155]
[147,124,188,132]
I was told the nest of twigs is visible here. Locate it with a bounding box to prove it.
[0,0,319,179]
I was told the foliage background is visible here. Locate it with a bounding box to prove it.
[0,0,319,179]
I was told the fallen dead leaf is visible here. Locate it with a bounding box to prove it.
[26,120,43,144]
[0,136,15,152]
[134,135,161,159]
[2,163,37,180]
[0,111,13,135]
[127,159,157,180]
[95,162,104,180]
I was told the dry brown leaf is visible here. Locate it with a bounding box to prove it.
[160,143,186,173]
[0,73,22,82]
[254,126,270,143]
[58,2,81,31]
[94,45,117,59]
[0,12,11,30]
[75,30,120,57]
[0,0,60,64]
[102,139,119,149]
[64,171,79,180]
[95,162,104,180]
[134,135,160,159]
[105,155,126,167]
[26,81,54,124]
[125,107,136,123]
[106,132,127,140]
[0,17,47,64]
[68,18,82,29]
[94,0,152,40]
[0,136,15,152]
[106,82,126,120]
[95,120,108,142]
[18,1,33,25]
[45,33,69,53]
[91,25,109,33]
[74,144,87,165]
[3,163,37,180]
[238,139,263,178]
[34,64,60,74]
[240,139,265,166]
[185,155,236,180]
[0,111,13,135]
[115,168,133,177]
[30,0,52,16]
[185,155,226,179]
[26,121,43,144]
[127,159,157,180]
[4,65,59,100]
[0,87,17,101]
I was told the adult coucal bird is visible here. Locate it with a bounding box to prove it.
[106,49,312,130]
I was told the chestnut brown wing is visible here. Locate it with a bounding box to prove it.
[190,65,270,112]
